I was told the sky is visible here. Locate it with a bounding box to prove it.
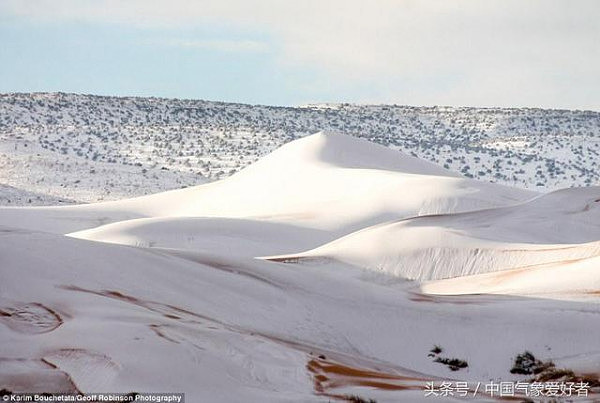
[1,0,599,110]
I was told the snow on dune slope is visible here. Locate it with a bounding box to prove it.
[0,132,535,235]
[421,254,600,297]
[103,132,536,227]
[0,227,313,401]
[3,226,600,402]
[265,186,600,281]
[401,186,600,244]
[69,217,333,257]
[231,129,459,178]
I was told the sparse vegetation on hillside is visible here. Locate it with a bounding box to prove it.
[2,93,599,205]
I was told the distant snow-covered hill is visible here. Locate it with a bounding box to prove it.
[1,92,599,205]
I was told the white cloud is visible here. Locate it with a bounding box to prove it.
[162,39,269,53]
[3,0,600,109]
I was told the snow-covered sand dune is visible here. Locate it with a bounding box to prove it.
[422,254,600,297]
[0,132,534,235]
[266,186,600,281]
[69,217,333,257]
[3,226,600,401]
[2,132,600,401]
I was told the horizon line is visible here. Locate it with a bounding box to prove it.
[1,91,599,114]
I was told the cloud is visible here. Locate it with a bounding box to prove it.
[2,0,600,108]
[161,39,269,53]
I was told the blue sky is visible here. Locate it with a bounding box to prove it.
[1,0,599,110]
[0,20,306,105]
